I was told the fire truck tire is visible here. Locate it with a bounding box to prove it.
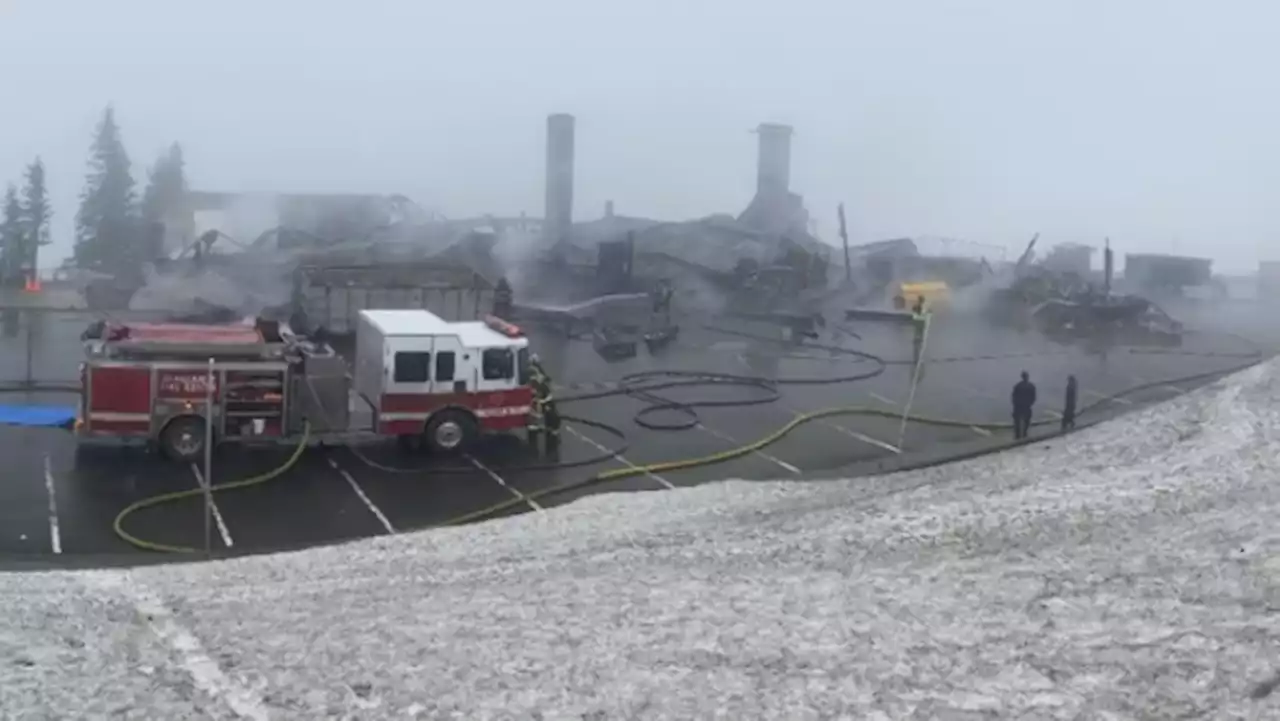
[423,410,476,454]
[159,415,208,463]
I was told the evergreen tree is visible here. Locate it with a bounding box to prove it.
[19,157,51,279]
[0,185,24,287]
[141,143,188,257]
[74,105,137,270]
[142,142,187,223]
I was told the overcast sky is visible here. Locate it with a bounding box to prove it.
[1,0,1276,272]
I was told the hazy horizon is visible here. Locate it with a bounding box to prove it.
[1,0,1276,273]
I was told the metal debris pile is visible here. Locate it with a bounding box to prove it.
[984,235,1185,346]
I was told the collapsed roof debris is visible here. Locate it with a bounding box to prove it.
[77,116,848,325]
[75,114,1000,335]
[984,236,1185,347]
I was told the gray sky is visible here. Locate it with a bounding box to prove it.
[1,0,1276,272]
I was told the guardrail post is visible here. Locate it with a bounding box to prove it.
[204,357,214,558]
[24,310,33,388]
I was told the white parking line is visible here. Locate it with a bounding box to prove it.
[952,384,1064,421]
[1085,389,1132,406]
[1126,374,1183,395]
[772,399,902,454]
[868,391,985,441]
[466,455,542,512]
[813,414,903,453]
[189,464,234,548]
[84,574,272,721]
[326,458,396,533]
[869,392,897,406]
[564,425,675,489]
[697,423,801,474]
[43,454,61,555]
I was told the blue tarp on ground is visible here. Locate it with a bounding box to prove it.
[0,405,76,428]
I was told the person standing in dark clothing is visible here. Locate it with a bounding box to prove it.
[1011,371,1036,439]
[1061,375,1078,431]
[493,277,514,320]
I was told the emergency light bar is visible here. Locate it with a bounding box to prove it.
[484,315,523,338]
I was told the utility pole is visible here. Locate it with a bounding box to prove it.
[1103,238,1114,296]
[837,203,851,283]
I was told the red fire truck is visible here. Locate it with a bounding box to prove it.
[78,310,535,461]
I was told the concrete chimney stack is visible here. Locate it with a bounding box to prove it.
[755,122,793,196]
[544,113,576,247]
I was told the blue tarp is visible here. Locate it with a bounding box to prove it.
[0,405,77,428]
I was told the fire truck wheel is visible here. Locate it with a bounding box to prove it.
[423,410,475,454]
[160,416,207,463]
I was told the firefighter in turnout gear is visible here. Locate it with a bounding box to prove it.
[653,278,674,325]
[527,360,561,455]
[910,297,928,368]
[529,352,548,385]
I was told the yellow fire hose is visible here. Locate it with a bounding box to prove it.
[112,424,312,554]
[111,355,1260,554]
[110,311,1274,554]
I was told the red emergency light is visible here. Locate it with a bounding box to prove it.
[484,315,523,338]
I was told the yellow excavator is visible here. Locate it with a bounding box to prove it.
[892,280,951,312]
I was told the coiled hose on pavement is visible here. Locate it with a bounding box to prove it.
[105,322,1269,553]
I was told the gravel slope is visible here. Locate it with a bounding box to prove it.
[4,360,1280,719]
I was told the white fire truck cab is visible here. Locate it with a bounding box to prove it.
[77,311,536,462]
[354,309,534,452]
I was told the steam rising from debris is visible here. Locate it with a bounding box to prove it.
[130,264,293,319]
[131,194,291,318]
[491,222,543,297]
[219,194,281,249]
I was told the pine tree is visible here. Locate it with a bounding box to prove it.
[19,157,51,279]
[142,142,187,223]
[0,186,24,287]
[141,143,188,257]
[74,105,137,270]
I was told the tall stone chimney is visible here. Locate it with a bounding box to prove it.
[544,113,575,249]
[755,122,793,196]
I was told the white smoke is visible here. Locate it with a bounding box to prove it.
[490,219,546,295]
[131,193,292,316]
[219,193,282,247]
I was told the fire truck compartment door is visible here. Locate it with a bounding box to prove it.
[386,336,436,395]
[430,335,467,394]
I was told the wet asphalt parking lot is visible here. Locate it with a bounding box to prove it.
[0,302,1267,562]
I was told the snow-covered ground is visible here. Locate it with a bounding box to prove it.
[5,359,1280,720]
